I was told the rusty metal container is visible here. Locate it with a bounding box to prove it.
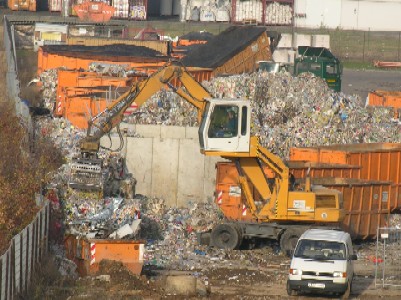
[309,178,391,240]
[65,235,144,276]
[37,46,168,75]
[367,90,401,118]
[215,162,256,222]
[67,37,170,55]
[290,143,401,212]
[216,162,390,240]
[290,148,348,164]
[211,31,272,76]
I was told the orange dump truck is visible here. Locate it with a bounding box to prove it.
[65,235,145,276]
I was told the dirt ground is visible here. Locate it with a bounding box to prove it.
[37,242,401,300]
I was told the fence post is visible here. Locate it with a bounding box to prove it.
[363,31,365,62]
[0,256,3,300]
[10,240,15,299]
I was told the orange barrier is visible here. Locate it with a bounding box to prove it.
[65,235,144,276]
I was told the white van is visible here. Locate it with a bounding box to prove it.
[287,229,357,298]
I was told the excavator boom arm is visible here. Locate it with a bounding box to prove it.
[84,61,211,149]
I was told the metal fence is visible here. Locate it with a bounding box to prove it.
[0,202,50,300]
[278,27,401,64]
[375,227,401,288]
[3,16,31,125]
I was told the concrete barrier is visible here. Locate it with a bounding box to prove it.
[101,124,225,207]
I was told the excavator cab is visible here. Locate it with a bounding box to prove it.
[199,99,251,153]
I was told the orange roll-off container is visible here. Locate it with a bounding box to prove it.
[64,235,145,276]
[309,178,391,240]
[290,143,401,212]
[64,94,116,129]
[215,162,390,240]
[215,162,256,222]
[37,47,168,75]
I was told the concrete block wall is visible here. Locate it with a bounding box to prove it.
[101,124,225,208]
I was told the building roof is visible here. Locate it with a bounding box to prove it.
[182,26,267,69]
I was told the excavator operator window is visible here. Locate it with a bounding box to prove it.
[208,105,239,138]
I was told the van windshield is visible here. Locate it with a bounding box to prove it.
[294,240,346,260]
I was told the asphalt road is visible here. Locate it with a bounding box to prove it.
[342,69,401,99]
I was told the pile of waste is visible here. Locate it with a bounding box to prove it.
[37,69,400,160]
[124,71,399,159]
[35,68,401,272]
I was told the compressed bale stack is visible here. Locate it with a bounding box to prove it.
[234,0,263,23]
[181,0,231,22]
[265,1,293,25]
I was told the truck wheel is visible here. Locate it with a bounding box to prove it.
[211,223,242,250]
[286,281,297,296]
[341,281,351,299]
[280,229,302,257]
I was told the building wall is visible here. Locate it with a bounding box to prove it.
[294,0,401,31]
[295,0,341,29]
[101,124,225,208]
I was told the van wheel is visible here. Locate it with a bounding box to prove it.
[280,229,302,257]
[286,281,297,296]
[341,281,351,299]
[211,223,242,250]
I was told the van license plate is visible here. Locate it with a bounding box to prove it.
[308,283,325,289]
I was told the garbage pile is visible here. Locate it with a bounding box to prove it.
[35,68,401,272]
[125,71,400,159]
[203,71,400,159]
[37,69,401,160]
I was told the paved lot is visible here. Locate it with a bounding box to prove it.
[342,68,401,99]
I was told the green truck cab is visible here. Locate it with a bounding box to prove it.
[258,46,342,92]
[294,46,342,92]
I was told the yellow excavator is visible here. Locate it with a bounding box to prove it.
[71,60,345,254]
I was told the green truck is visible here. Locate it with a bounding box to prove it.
[258,46,343,92]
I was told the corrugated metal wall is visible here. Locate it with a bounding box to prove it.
[3,17,31,127]
[0,203,50,300]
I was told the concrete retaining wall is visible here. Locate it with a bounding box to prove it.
[101,124,225,208]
